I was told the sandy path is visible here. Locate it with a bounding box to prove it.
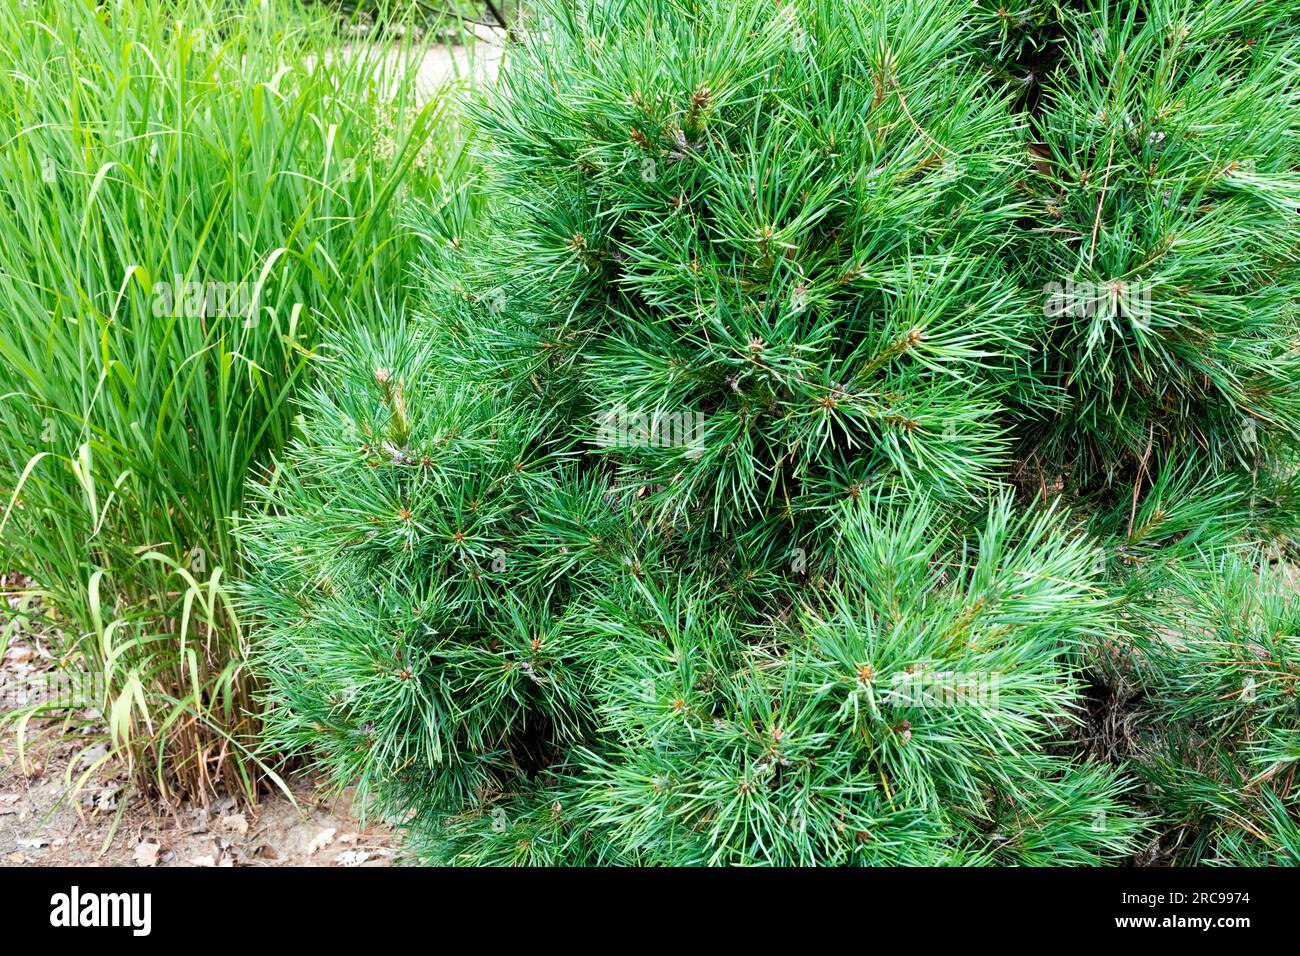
[313,29,506,101]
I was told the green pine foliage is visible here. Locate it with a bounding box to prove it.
[1007,0,1300,864]
[1020,0,1300,476]
[239,321,590,814]
[461,0,1035,521]
[1128,558,1300,865]
[239,0,1300,865]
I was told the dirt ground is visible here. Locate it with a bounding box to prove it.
[0,624,399,869]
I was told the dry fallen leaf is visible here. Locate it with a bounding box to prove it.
[190,854,218,867]
[335,850,370,867]
[221,812,249,835]
[134,841,161,867]
[307,827,337,856]
[78,744,109,769]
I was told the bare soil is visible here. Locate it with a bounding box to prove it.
[0,628,399,869]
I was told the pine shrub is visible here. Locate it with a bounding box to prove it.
[1009,0,1300,864]
[1021,0,1300,473]
[240,0,1300,864]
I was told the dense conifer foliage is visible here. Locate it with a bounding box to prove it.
[239,0,1300,864]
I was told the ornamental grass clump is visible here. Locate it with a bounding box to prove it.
[0,0,461,801]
